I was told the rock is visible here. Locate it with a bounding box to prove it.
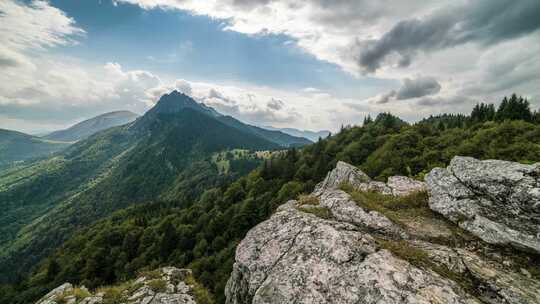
[318,189,406,238]
[387,175,427,196]
[226,160,540,304]
[314,160,425,197]
[225,200,478,304]
[426,156,540,253]
[409,240,468,274]
[35,267,201,304]
[456,249,540,304]
[313,161,371,195]
[36,283,73,304]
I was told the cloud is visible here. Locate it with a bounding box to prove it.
[353,0,540,73]
[115,0,430,74]
[368,76,441,104]
[267,98,284,110]
[396,76,441,100]
[0,0,84,51]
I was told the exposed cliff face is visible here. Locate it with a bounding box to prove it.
[426,156,540,253]
[35,267,208,304]
[226,157,540,304]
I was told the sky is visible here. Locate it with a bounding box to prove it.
[1,0,540,133]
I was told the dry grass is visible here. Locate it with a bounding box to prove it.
[297,194,320,206]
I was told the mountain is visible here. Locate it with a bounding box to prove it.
[3,95,538,304]
[0,129,70,169]
[0,91,284,284]
[263,126,331,142]
[217,116,312,147]
[43,111,139,142]
[138,91,311,147]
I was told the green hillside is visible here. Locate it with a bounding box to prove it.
[0,91,283,285]
[0,129,71,170]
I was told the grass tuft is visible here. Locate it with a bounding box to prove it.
[297,194,320,206]
[298,206,333,220]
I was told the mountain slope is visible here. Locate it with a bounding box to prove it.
[43,111,139,142]
[263,126,330,142]
[218,116,312,147]
[0,91,280,283]
[0,129,70,169]
[140,91,311,147]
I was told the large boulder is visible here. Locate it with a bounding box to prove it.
[35,267,201,304]
[426,156,540,253]
[225,201,478,304]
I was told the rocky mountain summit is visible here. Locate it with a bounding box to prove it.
[226,157,540,304]
[36,267,209,304]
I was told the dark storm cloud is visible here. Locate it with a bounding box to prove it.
[373,76,441,104]
[396,76,441,100]
[355,0,540,73]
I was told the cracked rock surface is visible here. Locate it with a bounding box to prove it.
[36,267,199,304]
[226,159,540,304]
[225,201,478,304]
[426,156,540,253]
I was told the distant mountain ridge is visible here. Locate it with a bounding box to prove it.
[0,129,70,169]
[44,110,139,142]
[263,126,331,142]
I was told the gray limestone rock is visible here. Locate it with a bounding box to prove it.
[426,156,540,253]
[35,267,199,304]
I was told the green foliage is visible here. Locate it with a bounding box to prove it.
[147,279,167,293]
[495,94,532,122]
[0,109,275,284]
[0,128,71,170]
[185,274,215,304]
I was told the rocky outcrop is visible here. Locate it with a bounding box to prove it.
[226,160,540,304]
[313,161,426,196]
[225,201,478,304]
[36,267,202,304]
[426,156,540,253]
[317,189,406,238]
[313,161,371,195]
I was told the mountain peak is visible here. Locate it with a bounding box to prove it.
[150,90,219,117]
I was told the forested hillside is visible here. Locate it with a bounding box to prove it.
[3,95,537,304]
[0,129,70,170]
[0,91,290,287]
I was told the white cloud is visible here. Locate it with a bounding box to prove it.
[115,0,434,75]
[0,0,84,52]
[116,0,540,115]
